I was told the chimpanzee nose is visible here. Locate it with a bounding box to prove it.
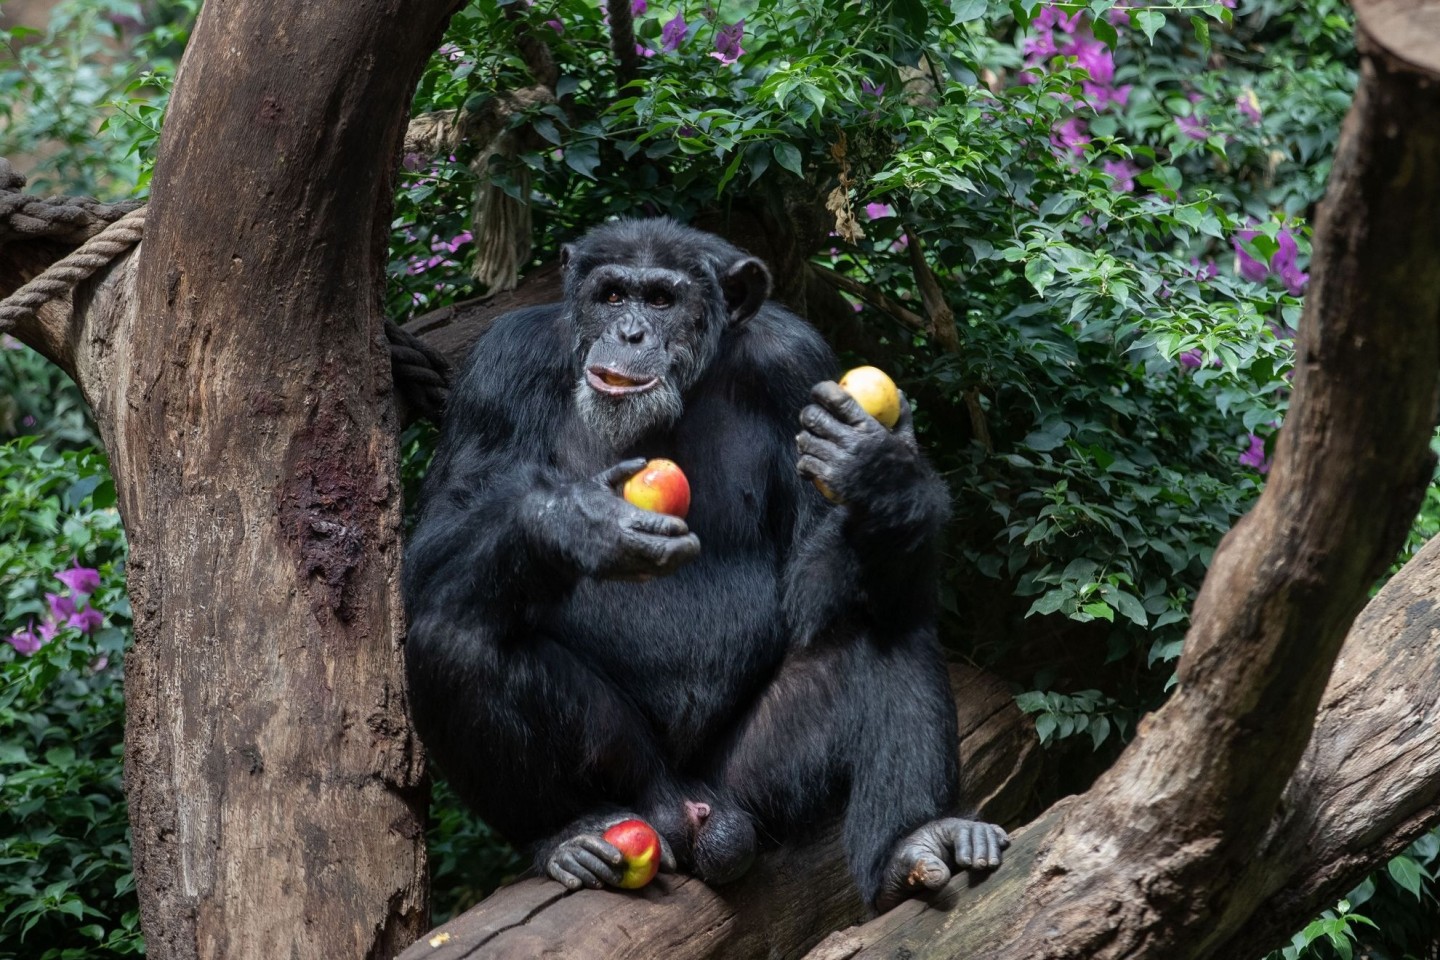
[618,318,648,344]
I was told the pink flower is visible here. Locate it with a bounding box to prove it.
[68,605,105,633]
[861,78,885,97]
[1176,114,1209,141]
[437,43,464,62]
[1179,350,1205,369]
[1102,158,1138,192]
[632,0,647,13]
[636,42,656,57]
[1239,433,1272,473]
[661,13,688,51]
[1237,89,1262,125]
[55,562,101,595]
[7,621,43,656]
[1051,117,1090,157]
[546,19,564,34]
[863,203,895,220]
[47,592,76,622]
[709,20,744,64]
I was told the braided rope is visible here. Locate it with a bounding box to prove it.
[0,158,145,244]
[385,319,451,422]
[0,207,148,332]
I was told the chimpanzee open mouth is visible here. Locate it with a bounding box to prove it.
[587,365,659,396]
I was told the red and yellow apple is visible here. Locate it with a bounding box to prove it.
[839,365,901,429]
[622,458,691,518]
[602,819,663,889]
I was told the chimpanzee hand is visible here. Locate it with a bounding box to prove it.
[543,811,678,891]
[526,458,701,580]
[796,381,921,507]
[875,817,1010,911]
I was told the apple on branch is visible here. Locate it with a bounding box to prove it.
[602,819,663,889]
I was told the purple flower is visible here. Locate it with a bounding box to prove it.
[1,334,22,349]
[1271,228,1309,295]
[661,13,688,51]
[632,0,647,13]
[1033,8,1082,33]
[863,202,895,221]
[1102,158,1138,193]
[861,77,885,97]
[546,18,564,34]
[55,562,101,596]
[636,42,656,58]
[1232,228,1269,283]
[1237,89,1262,125]
[7,621,43,656]
[68,605,105,634]
[710,20,744,64]
[1064,34,1113,85]
[1176,113,1209,141]
[1239,433,1272,473]
[437,43,464,62]
[402,152,423,172]
[47,592,76,622]
[1179,349,1205,369]
[1051,117,1090,157]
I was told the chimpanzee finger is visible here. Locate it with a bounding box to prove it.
[623,508,691,538]
[979,825,1003,869]
[547,858,590,890]
[795,454,837,488]
[572,835,625,865]
[798,403,857,445]
[597,458,650,491]
[569,848,626,887]
[910,855,951,891]
[795,430,844,465]
[657,833,678,872]
[628,531,701,569]
[810,380,876,428]
[952,824,975,868]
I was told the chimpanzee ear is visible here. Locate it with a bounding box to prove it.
[560,243,577,270]
[721,257,771,326]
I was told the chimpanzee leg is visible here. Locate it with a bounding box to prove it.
[713,630,1006,908]
[405,619,686,888]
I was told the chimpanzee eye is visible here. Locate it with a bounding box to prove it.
[604,289,624,304]
[648,291,674,308]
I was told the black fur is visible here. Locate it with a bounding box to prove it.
[403,218,976,905]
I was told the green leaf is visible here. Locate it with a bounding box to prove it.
[1025,258,1056,296]
[563,140,601,180]
[1135,10,1165,42]
[1388,854,1425,899]
[1190,15,1210,53]
[1091,16,1117,51]
[1034,713,1057,743]
[772,143,804,178]
[949,0,987,22]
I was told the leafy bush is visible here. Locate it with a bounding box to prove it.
[0,440,136,958]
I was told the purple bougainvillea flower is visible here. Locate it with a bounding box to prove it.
[46,592,76,622]
[7,621,42,656]
[546,18,564,34]
[1176,113,1209,141]
[1179,350,1205,369]
[68,605,105,634]
[1237,89,1262,125]
[1239,433,1272,473]
[632,0,647,13]
[1271,228,1309,295]
[863,202,895,221]
[1102,158,1138,193]
[1231,228,1269,283]
[1065,34,1113,85]
[861,78,885,97]
[1051,117,1090,157]
[709,20,744,65]
[55,562,101,596]
[661,13,688,51]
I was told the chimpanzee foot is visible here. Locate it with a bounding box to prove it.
[542,812,677,891]
[876,818,1010,910]
[685,800,757,885]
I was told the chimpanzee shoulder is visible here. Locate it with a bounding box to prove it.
[710,302,836,417]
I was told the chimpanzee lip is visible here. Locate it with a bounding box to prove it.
[587,365,659,396]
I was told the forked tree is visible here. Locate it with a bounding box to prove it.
[1,1,1439,958]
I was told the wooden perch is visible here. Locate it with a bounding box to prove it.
[399,666,1040,960]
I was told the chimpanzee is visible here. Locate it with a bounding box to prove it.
[402,218,1007,909]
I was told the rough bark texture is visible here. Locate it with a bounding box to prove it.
[397,667,1039,960]
[4,0,457,956]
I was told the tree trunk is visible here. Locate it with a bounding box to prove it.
[5,0,458,955]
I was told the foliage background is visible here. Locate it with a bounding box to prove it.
[3,1,1438,957]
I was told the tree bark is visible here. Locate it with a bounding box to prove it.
[5,0,458,955]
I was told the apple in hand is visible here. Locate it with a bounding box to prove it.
[838,365,901,429]
[622,458,691,518]
[602,819,663,889]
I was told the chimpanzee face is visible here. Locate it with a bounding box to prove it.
[563,220,770,452]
